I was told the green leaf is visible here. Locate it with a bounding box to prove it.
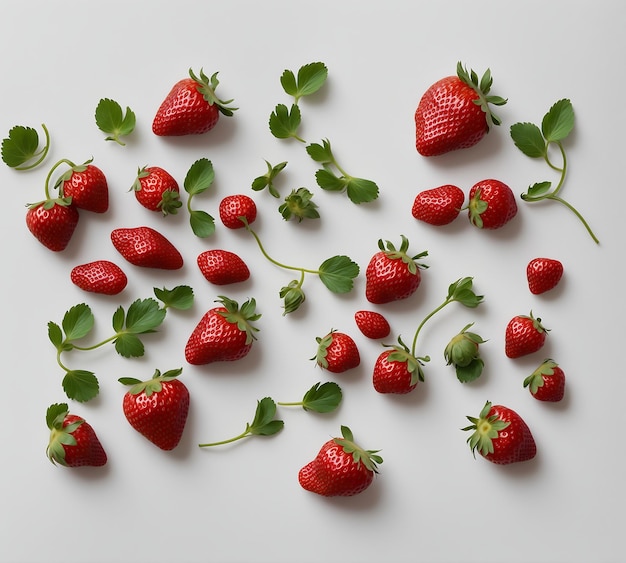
[251,160,287,198]
[510,122,546,158]
[124,298,167,334]
[269,103,302,140]
[318,255,360,293]
[94,98,136,145]
[542,98,574,142]
[306,140,333,164]
[248,397,284,436]
[315,169,346,191]
[47,322,63,348]
[184,158,215,196]
[62,304,95,341]
[525,181,552,198]
[112,306,125,333]
[345,177,379,204]
[447,277,484,308]
[154,285,194,310]
[189,209,216,238]
[281,62,328,100]
[279,187,320,222]
[62,370,99,402]
[1,124,50,169]
[455,358,485,383]
[114,333,145,358]
[301,381,342,413]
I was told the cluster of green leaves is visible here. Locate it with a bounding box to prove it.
[95,98,136,146]
[1,124,50,170]
[48,286,193,402]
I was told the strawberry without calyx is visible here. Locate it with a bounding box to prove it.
[313,330,360,373]
[60,161,109,213]
[152,68,237,136]
[26,198,79,251]
[415,62,507,156]
[505,311,549,358]
[71,260,128,295]
[523,359,565,402]
[412,185,464,226]
[467,179,517,229]
[527,257,564,295]
[354,310,391,340]
[197,249,250,285]
[463,401,536,465]
[219,194,257,229]
[111,226,183,270]
[298,425,383,497]
[131,166,181,215]
[119,368,190,450]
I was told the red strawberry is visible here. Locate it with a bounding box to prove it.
[412,185,464,226]
[313,329,360,373]
[60,161,109,213]
[414,62,507,156]
[372,343,426,395]
[131,166,181,215]
[468,179,517,229]
[526,258,564,295]
[505,311,549,358]
[219,194,257,229]
[71,260,128,295]
[197,249,250,285]
[26,198,79,251]
[111,226,183,270]
[354,310,391,339]
[119,368,190,450]
[152,68,237,136]
[463,401,536,465]
[523,359,565,402]
[185,296,261,365]
[46,403,107,467]
[365,235,428,304]
[298,425,382,497]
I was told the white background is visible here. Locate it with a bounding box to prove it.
[1,1,624,562]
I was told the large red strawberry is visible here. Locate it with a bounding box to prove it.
[467,179,517,229]
[312,329,360,373]
[412,185,464,226]
[111,226,183,270]
[372,341,427,395]
[463,401,536,465]
[523,359,565,402]
[70,260,128,295]
[119,368,190,450]
[185,296,261,365]
[526,258,564,295]
[131,166,181,215]
[46,403,107,467]
[197,249,250,285]
[414,62,507,156]
[219,194,257,229]
[365,235,428,304]
[298,425,383,497]
[60,161,109,213]
[152,68,237,136]
[354,310,391,340]
[505,311,549,358]
[26,198,79,251]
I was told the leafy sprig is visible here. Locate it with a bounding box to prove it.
[510,98,599,244]
[277,381,342,413]
[251,160,288,198]
[95,98,136,145]
[184,158,216,237]
[1,124,50,170]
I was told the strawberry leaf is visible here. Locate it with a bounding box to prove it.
[301,381,342,413]
[315,169,346,191]
[248,397,284,436]
[251,160,287,198]
[269,103,303,141]
[95,98,136,145]
[124,298,167,334]
[455,358,485,383]
[281,62,328,101]
[154,285,194,311]
[47,322,64,349]
[1,124,50,169]
[190,210,216,238]
[318,255,360,293]
[62,303,95,342]
[306,140,333,164]
[510,122,546,158]
[542,98,574,142]
[184,158,215,196]
[524,181,552,199]
[114,333,145,358]
[62,369,99,402]
[279,187,320,222]
[345,177,379,204]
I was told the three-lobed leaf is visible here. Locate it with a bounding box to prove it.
[281,62,328,101]
[269,103,302,140]
[95,98,136,145]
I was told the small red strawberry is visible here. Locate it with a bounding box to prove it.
[463,401,537,465]
[365,235,428,304]
[26,198,79,251]
[70,260,128,295]
[354,310,391,340]
[468,179,517,229]
[505,311,549,358]
[119,368,190,450]
[131,166,181,215]
[414,62,507,156]
[526,258,564,295]
[152,68,237,136]
[523,359,565,402]
[185,296,261,365]
[46,403,107,467]
[197,249,250,285]
[312,329,360,373]
[111,226,183,270]
[219,194,257,229]
[372,341,427,395]
[298,425,383,497]
[412,185,465,226]
[60,160,109,213]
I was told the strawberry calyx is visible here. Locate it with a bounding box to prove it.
[333,425,383,474]
[313,329,337,369]
[456,62,507,128]
[467,188,489,228]
[215,295,261,344]
[524,310,550,335]
[46,403,82,466]
[462,401,510,458]
[383,335,430,385]
[189,68,237,117]
[523,359,558,394]
[119,367,183,396]
[378,235,429,275]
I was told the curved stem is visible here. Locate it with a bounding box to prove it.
[43,158,76,199]
[410,299,451,356]
[246,226,318,275]
[71,333,118,351]
[198,431,249,448]
[56,350,72,374]
[547,141,567,197]
[546,194,599,244]
[16,123,51,171]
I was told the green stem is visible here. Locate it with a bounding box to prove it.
[70,333,119,351]
[16,123,51,171]
[544,141,566,196]
[198,431,249,447]
[276,401,301,407]
[410,298,452,357]
[43,158,75,199]
[56,350,72,374]
[546,194,599,244]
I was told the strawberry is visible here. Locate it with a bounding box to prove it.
[219,194,257,229]
[467,179,517,229]
[411,185,464,226]
[152,68,237,136]
[46,403,107,467]
[119,368,190,450]
[523,359,565,402]
[185,296,261,365]
[505,311,549,358]
[131,166,181,215]
[414,62,507,156]
[298,425,382,497]
[365,235,428,304]
[60,161,109,213]
[463,401,537,465]
[354,310,391,340]
[197,249,250,285]
[111,226,183,270]
[372,346,426,395]
[526,257,564,295]
[70,260,128,295]
[312,329,360,373]
[26,198,79,251]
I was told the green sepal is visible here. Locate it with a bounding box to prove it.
[247,397,284,436]
[279,187,320,221]
[456,61,507,128]
[523,359,558,394]
[384,336,430,385]
[119,367,183,396]
[62,369,100,402]
[334,425,383,473]
[2,123,50,169]
[251,160,287,198]
[318,255,360,294]
[462,401,510,458]
[446,277,483,308]
[444,322,486,370]
[94,98,136,145]
[215,295,261,344]
[46,403,76,465]
[189,68,237,116]
[378,235,429,276]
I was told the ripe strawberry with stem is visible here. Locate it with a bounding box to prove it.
[70,260,128,295]
[152,68,237,136]
[111,226,184,270]
[131,166,181,215]
[312,329,360,373]
[505,311,549,358]
[510,98,599,244]
[197,249,250,285]
[412,185,465,226]
[523,359,565,402]
[527,257,564,295]
[2,123,50,170]
[373,277,483,394]
[467,179,517,229]
[57,158,109,213]
[415,62,507,156]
